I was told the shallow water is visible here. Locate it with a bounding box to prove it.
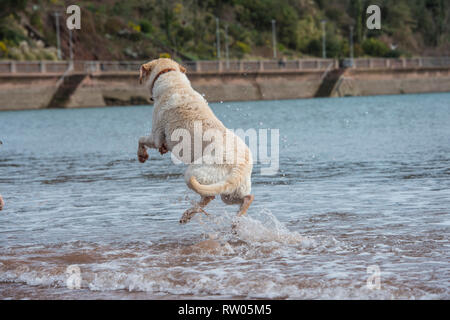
[0,93,449,299]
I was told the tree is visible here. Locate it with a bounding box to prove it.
[0,0,27,20]
[348,0,363,44]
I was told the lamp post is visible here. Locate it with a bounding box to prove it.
[272,19,277,59]
[69,29,73,61]
[321,20,327,59]
[225,24,229,69]
[350,25,354,66]
[54,12,62,60]
[216,17,221,60]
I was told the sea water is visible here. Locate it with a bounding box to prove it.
[0,93,449,299]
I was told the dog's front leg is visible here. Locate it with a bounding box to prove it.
[137,135,156,163]
[152,127,168,155]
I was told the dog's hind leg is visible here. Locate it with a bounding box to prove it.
[237,194,254,216]
[229,194,255,232]
[180,196,215,224]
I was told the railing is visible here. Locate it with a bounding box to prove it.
[0,57,449,74]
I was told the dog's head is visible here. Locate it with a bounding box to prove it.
[139,58,186,85]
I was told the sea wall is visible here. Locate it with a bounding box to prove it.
[333,68,450,97]
[0,67,449,111]
[0,74,59,110]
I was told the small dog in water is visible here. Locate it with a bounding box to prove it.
[137,58,254,223]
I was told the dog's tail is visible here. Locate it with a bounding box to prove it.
[189,162,250,197]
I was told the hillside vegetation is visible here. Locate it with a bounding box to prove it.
[0,0,449,61]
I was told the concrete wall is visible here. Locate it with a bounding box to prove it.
[62,71,324,109]
[0,68,449,111]
[334,68,450,97]
[0,74,59,110]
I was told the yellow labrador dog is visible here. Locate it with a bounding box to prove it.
[137,58,254,224]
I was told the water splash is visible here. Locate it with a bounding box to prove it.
[191,207,315,247]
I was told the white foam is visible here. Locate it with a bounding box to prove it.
[0,254,445,299]
[233,210,313,246]
[1,210,445,299]
[194,207,314,247]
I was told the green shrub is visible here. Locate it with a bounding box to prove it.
[327,36,344,58]
[306,38,321,56]
[295,17,321,51]
[0,41,8,58]
[41,49,58,61]
[362,38,390,57]
[0,23,27,45]
[30,12,43,32]
[175,24,195,43]
[384,49,402,58]
[235,40,251,58]
[139,20,153,34]
[354,44,364,57]
[305,36,345,58]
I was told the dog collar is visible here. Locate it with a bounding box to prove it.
[150,68,177,102]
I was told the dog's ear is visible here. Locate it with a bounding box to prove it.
[139,63,152,85]
[179,64,187,74]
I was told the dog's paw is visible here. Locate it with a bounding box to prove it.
[179,214,192,224]
[179,217,190,224]
[158,143,168,155]
[231,217,242,235]
[137,148,149,163]
[179,208,195,224]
